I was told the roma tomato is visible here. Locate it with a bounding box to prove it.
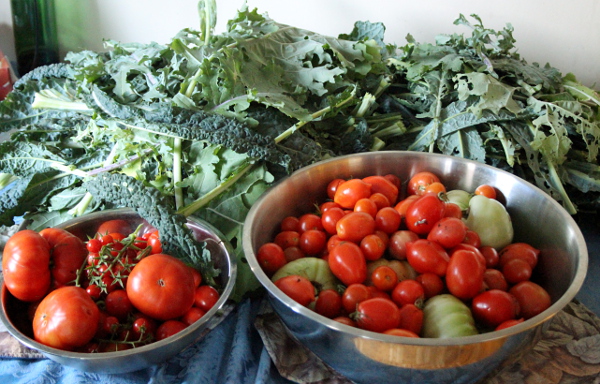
[354,298,401,333]
[426,217,467,249]
[342,283,372,313]
[315,289,343,318]
[502,258,532,284]
[194,285,220,312]
[39,227,88,289]
[471,289,520,329]
[328,242,368,286]
[405,193,446,235]
[33,286,100,350]
[336,211,376,243]
[257,243,287,275]
[405,239,449,277]
[498,242,540,270]
[391,279,425,308]
[446,249,485,300]
[274,275,315,306]
[126,254,196,321]
[334,178,372,209]
[483,268,509,291]
[362,175,399,205]
[375,207,401,234]
[2,230,51,302]
[360,234,387,261]
[509,281,551,319]
[321,207,346,234]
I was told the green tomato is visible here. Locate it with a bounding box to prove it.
[445,189,472,211]
[422,294,478,338]
[465,194,514,250]
[271,257,339,291]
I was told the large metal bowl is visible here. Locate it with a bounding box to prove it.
[0,208,237,374]
[242,151,588,384]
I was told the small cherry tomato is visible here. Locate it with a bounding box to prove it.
[360,234,387,261]
[315,289,343,319]
[371,265,398,292]
[342,283,372,313]
[105,289,133,321]
[354,198,378,218]
[280,216,300,232]
[298,213,324,233]
[391,279,425,308]
[474,184,497,199]
[483,268,509,291]
[388,230,420,260]
[407,171,441,196]
[321,207,346,235]
[498,242,540,270]
[274,231,300,249]
[257,243,287,275]
[299,229,327,256]
[327,178,346,200]
[375,207,401,234]
[181,306,206,326]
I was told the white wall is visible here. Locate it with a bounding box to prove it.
[0,0,599,89]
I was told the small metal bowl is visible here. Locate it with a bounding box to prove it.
[0,208,237,374]
[243,151,588,384]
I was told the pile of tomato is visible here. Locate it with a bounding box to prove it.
[257,171,552,337]
[2,219,220,352]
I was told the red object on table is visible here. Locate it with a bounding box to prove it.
[0,51,16,101]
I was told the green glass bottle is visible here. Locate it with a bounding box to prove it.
[10,0,59,76]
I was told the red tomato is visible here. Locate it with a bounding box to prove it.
[480,246,500,268]
[405,239,449,276]
[194,285,220,312]
[360,234,387,261]
[39,227,89,289]
[321,207,346,235]
[333,316,357,327]
[156,320,187,341]
[443,202,463,219]
[407,171,441,196]
[446,249,485,300]
[362,175,399,205]
[370,266,398,292]
[299,229,327,256]
[315,289,343,318]
[388,230,419,260]
[393,195,421,221]
[498,242,540,270]
[274,275,315,306]
[375,207,401,234]
[181,307,206,325]
[33,286,100,350]
[257,242,287,275]
[502,258,532,284]
[2,230,51,301]
[354,298,401,333]
[495,318,525,331]
[280,216,300,232]
[509,281,551,319]
[105,289,133,321]
[96,219,132,237]
[342,283,371,313]
[126,254,196,321]
[336,211,376,243]
[354,198,378,218]
[405,193,446,235]
[461,230,481,248]
[328,242,368,286]
[391,279,425,308]
[398,303,424,335]
[284,246,305,262]
[471,289,520,328]
[474,184,497,199]
[483,268,509,291]
[327,178,345,200]
[131,315,157,339]
[383,174,401,190]
[274,231,300,249]
[416,272,445,299]
[298,213,324,232]
[319,201,341,213]
[333,178,372,209]
[426,217,467,249]
[370,193,391,210]
[146,232,163,254]
[450,243,486,273]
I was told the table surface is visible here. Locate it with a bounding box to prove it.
[0,213,598,384]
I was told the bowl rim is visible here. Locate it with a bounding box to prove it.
[0,208,237,360]
[243,151,589,346]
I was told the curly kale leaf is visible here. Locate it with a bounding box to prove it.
[83,172,218,284]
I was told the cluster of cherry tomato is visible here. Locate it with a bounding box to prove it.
[257,171,551,337]
[3,219,220,352]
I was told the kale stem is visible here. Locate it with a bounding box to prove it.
[173,137,184,210]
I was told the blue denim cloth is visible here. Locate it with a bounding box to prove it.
[0,298,293,384]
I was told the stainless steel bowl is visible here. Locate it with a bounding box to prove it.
[242,151,588,384]
[0,208,237,374]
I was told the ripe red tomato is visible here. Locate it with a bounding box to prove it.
[393,195,421,220]
[375,207,401,234]
[498,242,540,270]
[257,242,287,275]
[416,272,445,299]
[509,281,551,319]
[181,306,206,325]
[354,198,378,218]
[495,318,524,331]
[2,230,51,302]
[328,242,368,285]
[126,253,196,321]
[383,328,419,338]
[96,219,132,237]
[370,193,391,210]
[336,211,376,243]
[131,315,157,339]
[407,171,441,196]
[502,258,532,284]
[334,178,372,209]
[274,275,315,306]
[405,193,446,235]
[342,283,371,313]
[321,207,346,234]
[315,289,343,318]
[362,175,399,205]
[280,216,300,232]
[461,230,481,248]
[299,229,327,256]
[327,178,345,200]
[105,289,133,320]
[398,303,424,335]
[483,268,509,291]
[391,279,425,307]
[354,298,401,333]
[156,320,187,341]
[424,181,446,195]
[426,217,467,249]
[474,184,497,199]
[39,227,88,289]
[443,202,463,220]
[370,265,398,292]
[193,285,220,312]
[33,286,100,350]
[471,289,520,328]
[480,246,499,268]
[405,239,449,276]
[446,249,485,300]
[360,234,387,261]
